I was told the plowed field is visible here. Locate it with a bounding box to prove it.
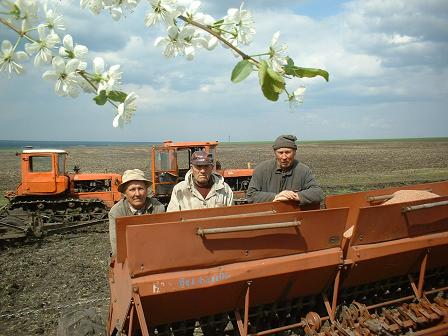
[0,140,447,335]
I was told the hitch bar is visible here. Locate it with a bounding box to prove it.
[197,220,300,237]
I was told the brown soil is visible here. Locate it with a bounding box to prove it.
[0,140,447,335]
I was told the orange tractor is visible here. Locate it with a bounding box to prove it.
[1,141,253,240]
[151,140,253,205]
[0,148,122,240]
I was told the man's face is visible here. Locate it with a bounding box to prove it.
[275,148,296,170]
[191,164,213,186]
[124,181,148,209]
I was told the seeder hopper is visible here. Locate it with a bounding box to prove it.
[107,181,448,336]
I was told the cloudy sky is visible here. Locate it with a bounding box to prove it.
[1,0,447,142]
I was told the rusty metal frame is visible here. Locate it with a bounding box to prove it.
[234,281,251,336]
[132,291,150,336]
[408,250,429,300]
[127,304,135,336]
[321,267,342,324]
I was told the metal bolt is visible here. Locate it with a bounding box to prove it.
[329,235,340,245]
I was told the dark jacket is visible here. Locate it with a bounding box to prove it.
[246,158,323,205]
[108,197,165,255]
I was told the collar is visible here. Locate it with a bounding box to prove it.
[186,170,221,190]
[275,159,298,175]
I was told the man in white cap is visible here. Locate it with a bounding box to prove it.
[247,135,323,205]
[108,169,164,256]
[167,150,233,212]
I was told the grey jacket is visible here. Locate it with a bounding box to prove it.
[167,170,233,212]
[109,197,165,255]
[247,158,323,205]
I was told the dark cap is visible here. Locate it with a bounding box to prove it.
[273,135,298,150]
[191,150,213,166]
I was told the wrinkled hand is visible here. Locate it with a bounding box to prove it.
[273,190,301,202]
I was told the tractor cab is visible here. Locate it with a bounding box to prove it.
[151,140,218,202]
[151,140,254,205]
[15,149,70,196]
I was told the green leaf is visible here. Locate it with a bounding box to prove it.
[266,67,285,93]
[213,19,224,26]
[108,90,127,103]
[284,56,329,82]
[231,60,253,83]
[93,90,107,105]
[258,60,268,86]
[286,56,294,67]
[258,60,285,101]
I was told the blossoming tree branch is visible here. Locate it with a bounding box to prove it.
[0,0,329,128]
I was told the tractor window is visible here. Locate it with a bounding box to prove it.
[29,156,52,172]
[157,150,175,171]
[57,154,66,175]
[177,150,190,170]
[209,148,216,164]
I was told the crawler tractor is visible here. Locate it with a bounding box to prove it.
[151,140,253,205]
[103,180,448,336]
[1,142,252,241]
[0,149,122,240]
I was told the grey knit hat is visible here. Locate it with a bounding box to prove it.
[272,135,298,150]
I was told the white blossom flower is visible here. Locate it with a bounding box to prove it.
[24,24,60,66]
[144,0,181,27]
[100,64,122,93]
[59,35,88,70]
[92,57,122,94]
[202,35,218,50]
[80,0,105,15]
[13,0,39,30]
[269,31,287,73]
[42,56,81,97]
[154,25,198,60]
[223,2,255,46]
[288,86,306,109]
[183,1,213,26]
[93,56,106,74]
[103,0,140,21]
[113,92,138,128]
[109,6,123,21]
[45,9,65,33]
[181,0,216,50]
[0,40,29,77]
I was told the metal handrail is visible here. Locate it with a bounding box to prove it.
[402,200,448,213]
[197,220,300,237]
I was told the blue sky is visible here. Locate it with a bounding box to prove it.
[1,0,447,142]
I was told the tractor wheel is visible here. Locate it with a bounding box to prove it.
[31,215,44,237]
[57,308,105,336]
